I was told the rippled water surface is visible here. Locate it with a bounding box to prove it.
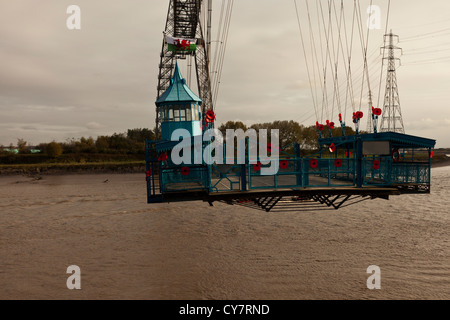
[0,167,449,299]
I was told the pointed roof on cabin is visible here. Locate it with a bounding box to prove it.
[155,62,202,105]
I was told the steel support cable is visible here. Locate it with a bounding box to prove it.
[211,0,226,95]
[356,0,366,112]
[296,33,382,126]
[210,0,224,104]
[314,0,327,124]
[318,0,332,123]
[327,45,382,98]
[212,0,234,107]
[294,0,320,122]
[212,2,227,101]
[321,0,346,123]
[327,53,381,117]
[214,0,233,104]
[330,0,346,121]
[298,1,378,128]
[342,0,358,120]
[323,0,337,123]
[356,0,373,114]
[315,0,326,89]
[376,0,391,113]
[324,0,338,123]
[305,0,324,124]
[300,53,381,126]
[326,0,378,127]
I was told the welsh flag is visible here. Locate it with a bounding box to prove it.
[166,36,197,52]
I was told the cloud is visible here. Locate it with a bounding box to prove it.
[86,122,105,130]
[0,0,449,148]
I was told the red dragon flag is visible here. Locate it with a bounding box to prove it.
[166,36,197,52]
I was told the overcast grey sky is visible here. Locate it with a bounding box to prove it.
[1,0,449,147]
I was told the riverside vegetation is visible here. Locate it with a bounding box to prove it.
[0,122,447,174]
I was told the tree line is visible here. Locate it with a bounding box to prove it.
[0,121,356,162]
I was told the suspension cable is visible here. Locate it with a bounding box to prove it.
[294,0,320,122]
[376,0,392,111]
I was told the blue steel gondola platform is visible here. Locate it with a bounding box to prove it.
[145,131,435,212]
[146,63,436,212]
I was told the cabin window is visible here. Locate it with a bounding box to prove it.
[174,106,180,122]
[180,106,186,122]
[186,105,192,121]
[196,105,202,121]
[191,105,196,121]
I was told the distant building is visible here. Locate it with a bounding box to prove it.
[4,148,19,154]
[2,148,41,154]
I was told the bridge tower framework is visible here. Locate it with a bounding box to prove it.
[155,0,213,136]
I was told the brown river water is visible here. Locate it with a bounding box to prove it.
[0,167,449,300]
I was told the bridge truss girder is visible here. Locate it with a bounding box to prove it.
[155,0,213,134]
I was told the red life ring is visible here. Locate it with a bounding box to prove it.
[392,149,401,162]
[329,143,336,153]
[310,159,318,169]
[205,109,216,123]
[373,160,380,170]
[181,167,190,176]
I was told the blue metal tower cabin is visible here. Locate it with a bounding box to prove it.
[156,63,203,141]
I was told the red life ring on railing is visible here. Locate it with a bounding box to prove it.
[392,149,401,162]
[205,109,216,123]
[373,160,380,170]
[181,166,190,176]
[329,143,336,153]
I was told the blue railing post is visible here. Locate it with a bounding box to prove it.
[328,159,331,186]
[241,164,247,191]
[428,148,432,189]
[356,137,363,188]
[246,137,252,189]
[207,164,212,193]
[295,143,302,187]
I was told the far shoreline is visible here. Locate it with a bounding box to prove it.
[1,157,449,177]
[0,163,146,176]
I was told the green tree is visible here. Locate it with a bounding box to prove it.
[95,136,110,153]
[17,138,29,154]
[218,121,248,136]
[127,128,154,142]
[46,142,63,158]
[77,136,97,153]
